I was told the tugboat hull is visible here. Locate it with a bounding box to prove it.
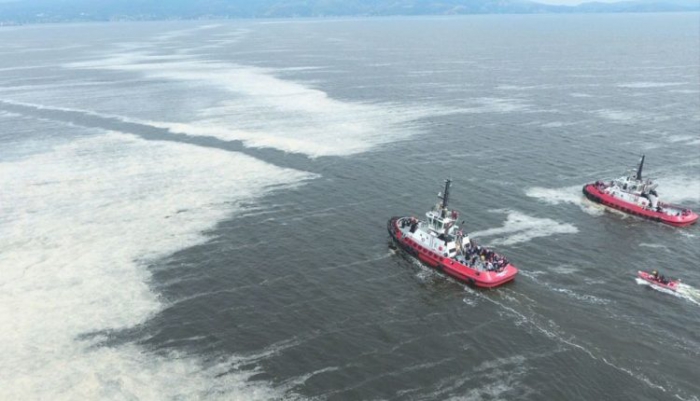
[388,217,517,288]
[583,184,698,227]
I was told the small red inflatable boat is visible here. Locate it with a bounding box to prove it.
[638,271,679,292]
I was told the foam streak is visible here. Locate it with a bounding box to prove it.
[0,132,314,400]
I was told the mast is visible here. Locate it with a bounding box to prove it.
[636,154,645,181]
[439,179,451,209]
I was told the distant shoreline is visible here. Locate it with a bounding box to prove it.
[1,9,699,27]
[1,0,699,27]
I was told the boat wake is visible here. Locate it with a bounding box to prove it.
[461,286,688,400]
[655,175,700,205]
[635,278,700,306]
[524,185,582,206]
[525,185,604,216]
[677,284,700,307]
[470,210,578,246]
[550,288,610,305]
[458,283,700,401]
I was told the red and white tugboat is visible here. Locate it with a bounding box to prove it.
[582,155,698,227]
[388,179,518,288]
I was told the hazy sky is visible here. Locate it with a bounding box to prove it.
[536,0,626,4]
[0,0,686,7]
[0,0,636,3]
[0,0,672,5]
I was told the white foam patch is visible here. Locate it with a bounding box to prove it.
[496,84,553,91]
[470,210,578,246]
[617,82,685,88]
[639,243,671,252]
[0,99,136,121]
[459,97,530,114]
[593,109,647,122]
[551,288,610,305]
[540,121,578,128]
[657,176,700,204]
[462,296,480,307]
[669,89,700,94]
[525,186,603,216]
[434,355,531,401]
[549,264,581,275]
[0,109,22,118]
[0,132,315,400]
[0,65,52,72]
[66,50,449,158]
[666,134,698,144]
[525,186,582,206]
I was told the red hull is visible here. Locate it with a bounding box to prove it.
[638,271,679,291]
[583,184,698,227]
[388,217,517,288]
